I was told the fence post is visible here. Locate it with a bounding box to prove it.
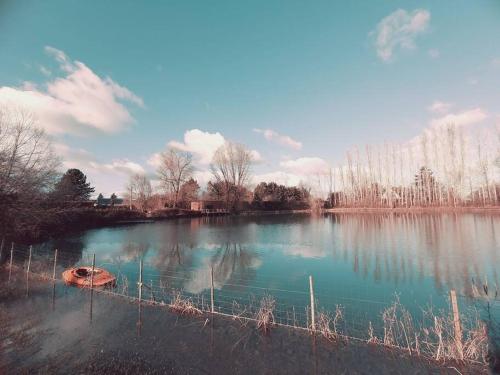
[0,237,4,261]
[309,275,316,331]
[8,242,13,283]
[90,253,96,290]
[210,265,215,313]
[51,249,58,311]
[26,245,32,294]
[52,249,58,280]
[89,253,95,321]
[450,289,463,359]
[138,258,143,303]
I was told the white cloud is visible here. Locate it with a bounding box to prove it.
[39,65,51,76]
[372,9,430,62]
[55,142,145,176]
[94,159,145,175]
[250,149,263,163]
[280,157,330,176]
[192,170,214,187]
[428,100,453,114]
[146,152,163,168]
[253,128,302,150]
[252,171,303,186]
[168,129,226,165]
[167,129,262,165]
[54,142,145,196]
[0,46,143,136]
[429,108,487,129]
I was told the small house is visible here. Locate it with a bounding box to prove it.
[190,200,226,211]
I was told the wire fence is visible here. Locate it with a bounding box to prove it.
[0,243,398,336]
[0,242,495,366]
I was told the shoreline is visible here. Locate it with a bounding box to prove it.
[323,206,500,214]
[9,206,500,244]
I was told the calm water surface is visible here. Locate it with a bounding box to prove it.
[37,213,500,336]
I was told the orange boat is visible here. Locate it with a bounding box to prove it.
[62,267,116,288]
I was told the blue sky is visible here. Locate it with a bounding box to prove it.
[1,1,499,195]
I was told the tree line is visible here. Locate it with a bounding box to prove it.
[1,106,499,242]
[125,142,311,212]
[324,124,499,208]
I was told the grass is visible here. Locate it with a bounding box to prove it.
[168,291,203,316]
[372,297,489,364]
[317,305,345,341]
[255,295,275,333]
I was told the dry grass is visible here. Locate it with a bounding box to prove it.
[255,295,275,333]
[375,297,489,364]
[367,321,380,344]
[316,305,345,341]
[168,291,202,316]
[317,311,336,340]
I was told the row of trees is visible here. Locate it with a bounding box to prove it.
[324,124,499,208]
[126,123,499,212]
[126,141,256,212]
[125,142,312,212]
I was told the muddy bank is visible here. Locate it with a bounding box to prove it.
[0,271,487,374]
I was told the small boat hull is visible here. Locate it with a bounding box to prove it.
[62,267,116,288]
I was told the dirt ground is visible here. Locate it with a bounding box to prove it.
[0,270,489,375]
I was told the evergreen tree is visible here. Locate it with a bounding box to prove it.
[414,166,438,205]
[179,178,200,203]
[110,193,117,206]
[97,193,104,205]
[53,169,95,202]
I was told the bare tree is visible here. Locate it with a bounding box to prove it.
[0,108,59,197]
[210,141,253,211]
[0,107,60,235]
[157,148,194,208]
[127,174,152,211]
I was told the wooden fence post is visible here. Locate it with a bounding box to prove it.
[52,249,58,280]
[8,242,13,283]
[90,253,96,289]
[210,265,215,313]
[309,275,316,331]
[138,258,143,303]
[89,253,96,321]
[450,290,463,359]
[0,237,4,261]
[26,245,32,294]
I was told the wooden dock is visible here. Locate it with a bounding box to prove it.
[200,209,229,215]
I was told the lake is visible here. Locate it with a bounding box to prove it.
[34,212,500,340]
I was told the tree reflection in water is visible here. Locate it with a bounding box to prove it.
[328,213,499,295]
[35,236,86,268]
[211,243,261,289]
[35,213,499,301]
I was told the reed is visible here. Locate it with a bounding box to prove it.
[376,299,488,364]
[255,295,275,333]
[168,291,202,316]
